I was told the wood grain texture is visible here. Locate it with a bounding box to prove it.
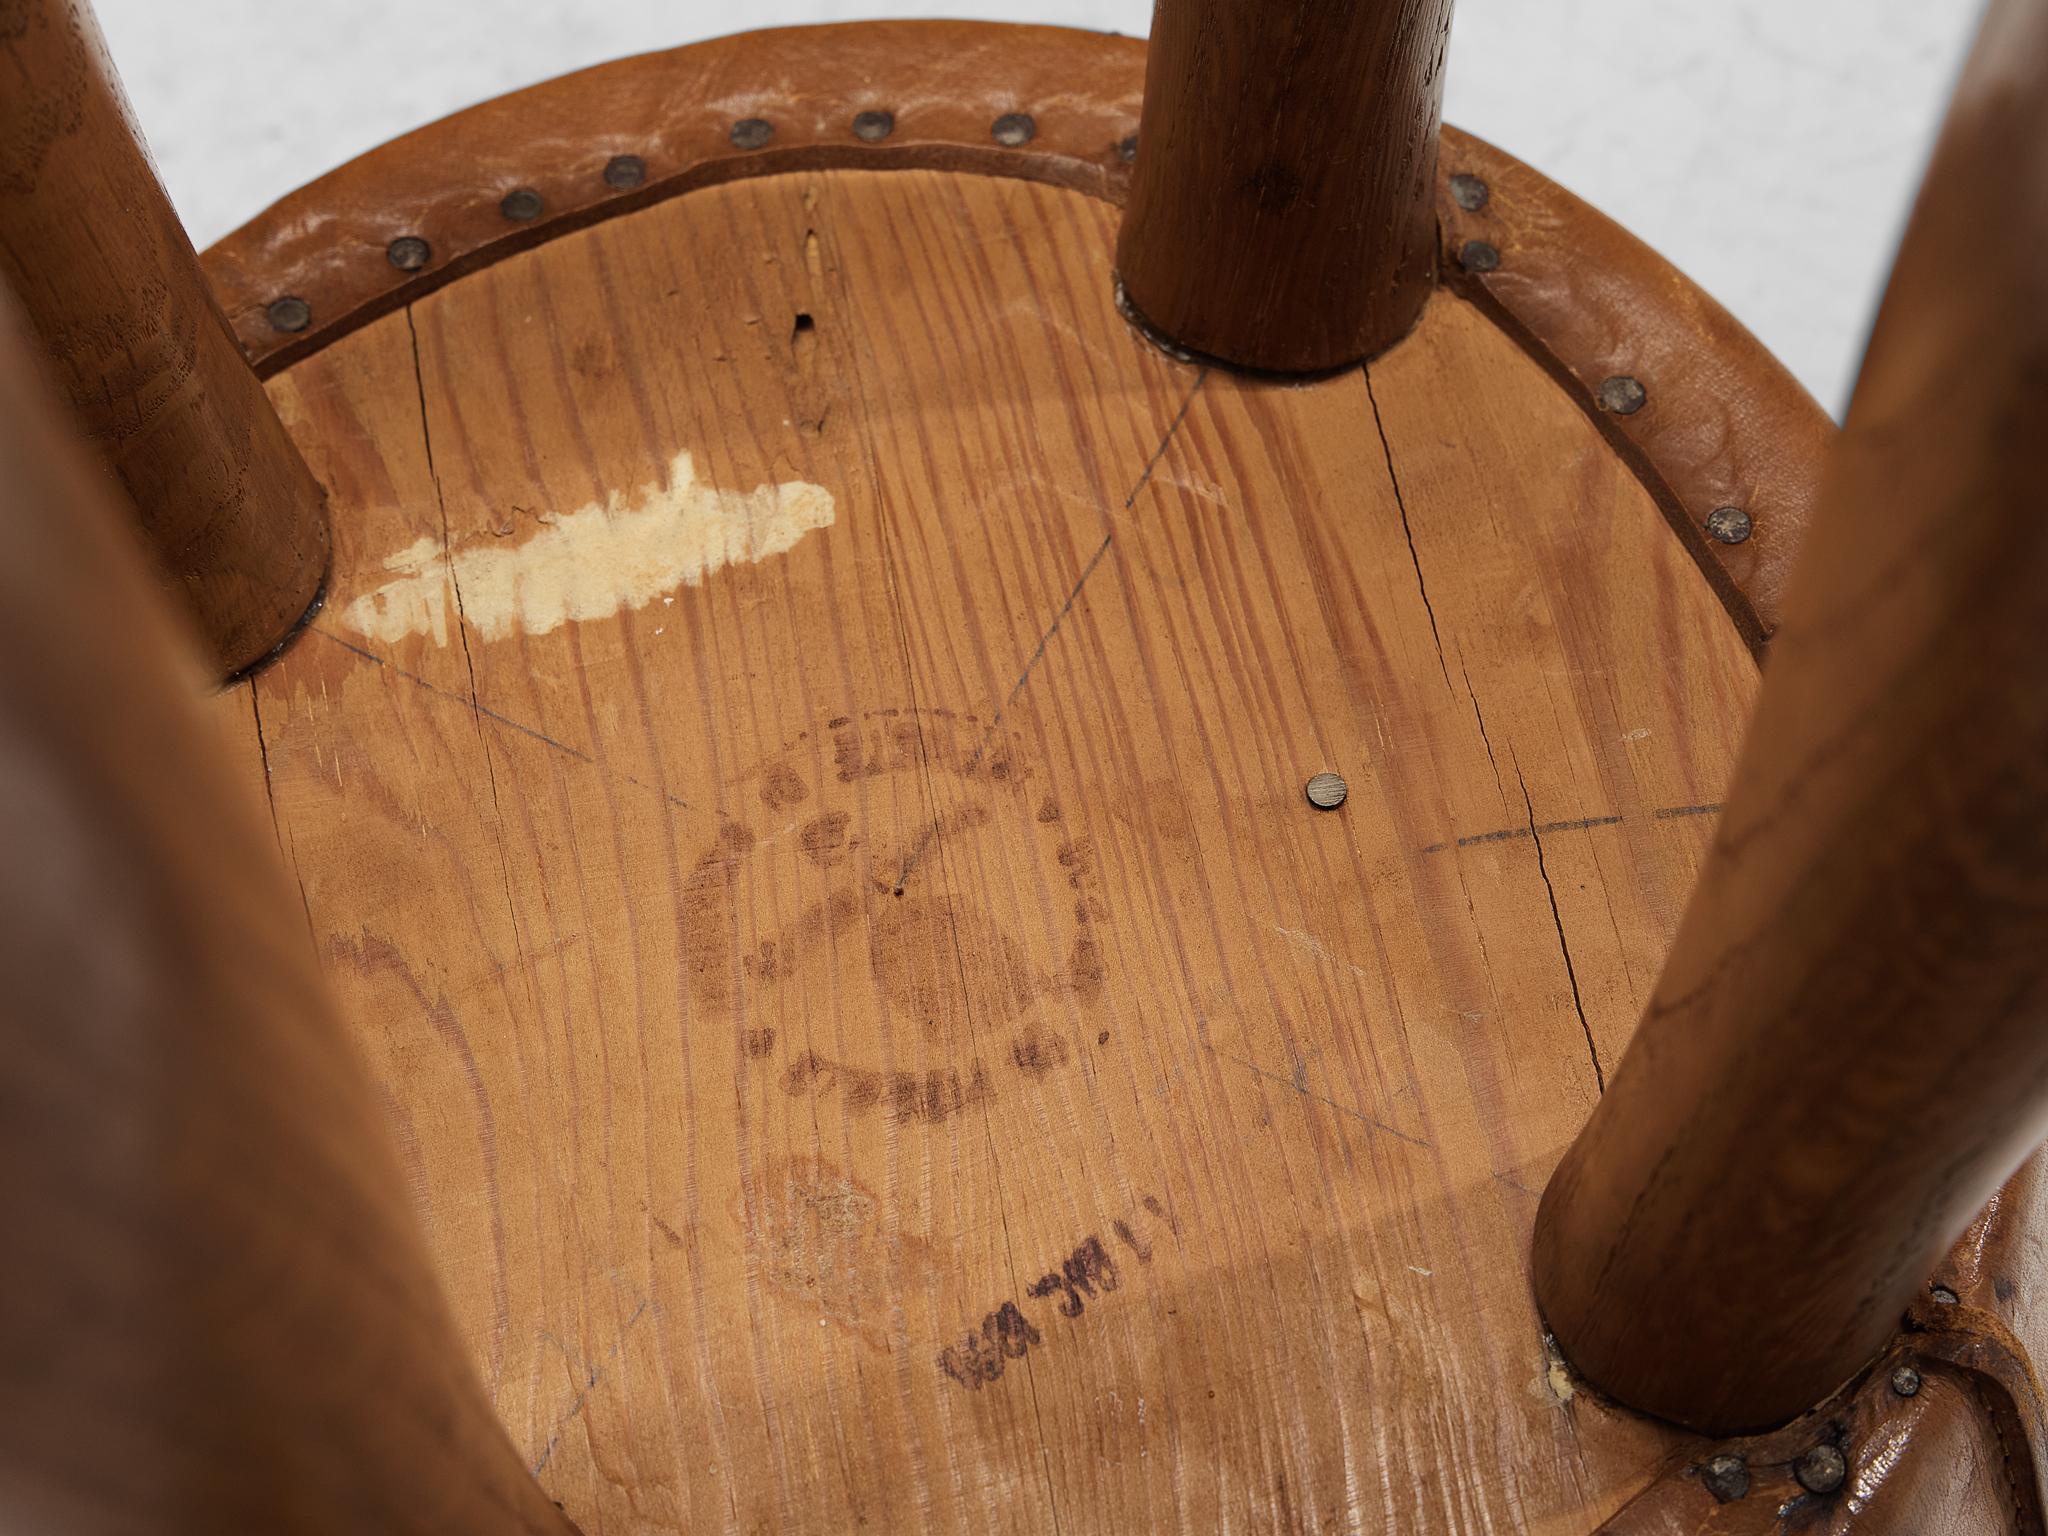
[0,0,327,675]
[1116,0,1454,370]
[1533,0,2048,1438]
[0,297,573,1535]
[207,164,1775,1532]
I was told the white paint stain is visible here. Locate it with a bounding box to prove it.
[339,450,834,645]
[1534,1334,1577,1406]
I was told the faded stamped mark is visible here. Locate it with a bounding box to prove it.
[339,449,834,645]
[691,707,1111,1127]
[742,1157,940,1348]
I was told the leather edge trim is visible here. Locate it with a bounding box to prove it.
[1436,125,1838,652]
[199,22,1147,378]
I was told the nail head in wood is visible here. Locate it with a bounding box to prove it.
[1699,1454,1749,1503]
[1794,1444,1847,1496]
[499,187,543,221]
[265,295,311,333]
[386,236,431,271]
[603,154,646,190]
[730,117,774,150]
[991,112,1037,147]
[1597,375,1647,414]
[852,110,895,142]
[1459,240,1500,273]
[1117,133,1138,163]
[1305,771,1348,810]
[1705,505,1752,544]
[1449,173,1490,211]
[1890,1364,1922,1397]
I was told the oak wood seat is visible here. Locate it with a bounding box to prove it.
[187,153,2002,1533]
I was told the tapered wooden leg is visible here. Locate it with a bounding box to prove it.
[1532,0,2048,1436]
[0,296,572,1532]
[0,0,327,678]
[1114,0,1455,372]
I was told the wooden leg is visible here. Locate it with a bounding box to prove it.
[1114,0,1455,372]
[0,297,572,1532]
[1532,0,2048,1435]
[0,0,328,678]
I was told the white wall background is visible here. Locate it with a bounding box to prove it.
[99,0,1984,416]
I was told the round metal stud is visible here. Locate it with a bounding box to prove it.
[1794,1443,1847,1496]
[603,154,647,190]
[386,236,431,272]
[1117,133,1138,163]
[1705,505,1752,544]
[1890,1364,1922,1398]
[1931,1284,1960,1305]
[1459,240,1500,273]
[1448,173,1489,211]
[1698,1454,1749,1503]
[991,112,1037,147]
[730,117,774,150]
[265,295,311,334]
[852,110,895,143]
[499,187,544,222]
[1597,375,1647,415]
[1305,771,1348,810]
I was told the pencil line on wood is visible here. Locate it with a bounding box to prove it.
[1210,1045,1431,1150]
[892,366,1208,893]
[307,628,697,816]
[1419,806,1721,852]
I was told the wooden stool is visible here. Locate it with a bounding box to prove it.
[3,2,2045,1532]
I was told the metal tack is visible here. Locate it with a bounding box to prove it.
[731,117,774,150]
[1597,375,1647,415]
[1448,173,1489,211]
[1458,240,1500,273]
[1699,1454,1749,1503]
[1117,133,1139,163]
[1706,505,1752,544]
[991,112,1037,147]
[603,154,646,190]
[852,110,895,142]
[265,295,311,333]
[1794,1443,1847,1496]
[1890,1364,1922,1397]
[386,236,431,271]
[1305,771,1348,810]
[499,187,544,222]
